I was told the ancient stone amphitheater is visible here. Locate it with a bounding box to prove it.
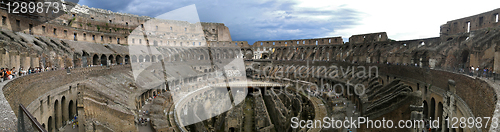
[1,1,500,132]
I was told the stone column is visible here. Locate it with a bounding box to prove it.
[19,52,30,70]
[0,49,8,68]
[494,44,500,73]
[9,50,20,69]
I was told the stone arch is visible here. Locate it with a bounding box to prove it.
[69,100,75,121]
[116,55,123,65]
[92,54,99,65]
[245,49,253,59]
[423,100,428,118]
[131,55,137,63]
[437,102,443,129]
[139,55,144,62]
[430,98,436,120]
[100,54,107,66]
[48,116,53,132]
[61,96,67,123]
[54,100,60,130]
[125,55,130,64]
[108,55,114,65]
[145,55,151,62]
[157,55,163,62]
[151,55,156,62]
[82,51,89,67]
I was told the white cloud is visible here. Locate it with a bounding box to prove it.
[80,0,500,43]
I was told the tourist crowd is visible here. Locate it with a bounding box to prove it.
[1,66,62,82]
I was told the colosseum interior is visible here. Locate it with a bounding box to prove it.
[1,1,500,132]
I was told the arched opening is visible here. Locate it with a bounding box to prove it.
[261,53,269,59]
[430,98,436,120]
[145,55,150,62]
[48,116,53,132]
[200,55,204,60]
[423,100,428,118]
[82,51,89,67]
[139,55,144,62]
[417,83,420,91]
[151,55,156,62]
[229,127,235,132]
[157,55,162,62]
[437,102,444,130]
[116,55,123,65]
[124,55,130,64]
[69,100,75,121]
[54,100,59,130]
[108,55,114,65]
[42,123,45,130]
[92,54,99,65]
[61,96,66,122]
[100,55,107,66]
[131,55,137,63]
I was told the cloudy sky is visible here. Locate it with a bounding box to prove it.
[79,0,500,44]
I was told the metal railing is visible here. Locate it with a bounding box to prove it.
[17,104,47,132]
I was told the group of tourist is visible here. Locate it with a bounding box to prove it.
[0,67,16,82]
[0,66,63,82]
[468,66,494,78]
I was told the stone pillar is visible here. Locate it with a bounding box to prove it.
[9,50,20,69]
[0,49,8,68]
[30,55,40,68]
[494,44,500,73]
[19,52,30,70]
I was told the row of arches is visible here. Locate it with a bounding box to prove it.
[42,96,77,132]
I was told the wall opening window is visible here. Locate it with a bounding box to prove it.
[273,42,275,45]
[1,16,6,25]
[156,26,158,30]
[303,41,305,44]
[329,39,331,43]
[261,42,263,45]
[132,39,135,44]
[141,24,144,28]
[64,30,67,36]
[92,35,95,40]
[193,42,195,46]
[16,20,20,28]
[83,33,86,40]
[117,38,120,44]
[479,17,484,26]
[139,39,142,44]
[467,21,471,33]
[315,40,318,45]
[199,42,201,46]
[184,28,187,31]
[109,20,112,23]
[29,24,33,34]
[496,14,499,23]
[53,28,57,35]
[74,33,77,41]
[170,27,173,30]
[42,26,46,33]
[101,36,104,41]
